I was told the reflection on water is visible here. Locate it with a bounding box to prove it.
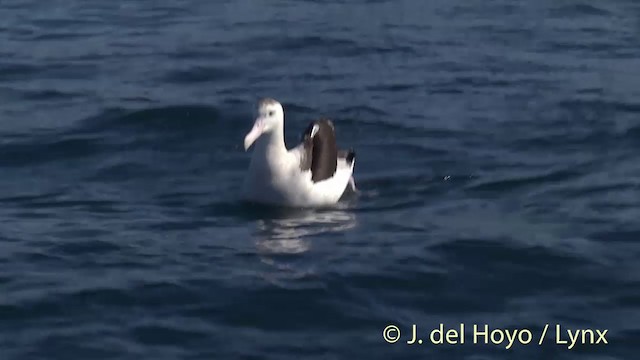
[254,208,357,255]
[251,207,357,288]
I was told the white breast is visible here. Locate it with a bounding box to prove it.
[242,149,353,207]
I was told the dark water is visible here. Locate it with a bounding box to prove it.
[1,1,639,359]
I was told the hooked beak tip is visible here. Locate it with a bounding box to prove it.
[244,118,264,152]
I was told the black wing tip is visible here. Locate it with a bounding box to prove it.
[346,149,355,164]
[338,148,356,165]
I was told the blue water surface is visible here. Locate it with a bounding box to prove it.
[1,1,639,359]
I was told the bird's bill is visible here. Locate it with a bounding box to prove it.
[243,118,264,151]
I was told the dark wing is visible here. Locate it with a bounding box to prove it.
[299,119,338,182]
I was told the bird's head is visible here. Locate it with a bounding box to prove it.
[243,98,284,151]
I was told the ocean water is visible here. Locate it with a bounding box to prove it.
[1,0,639,359]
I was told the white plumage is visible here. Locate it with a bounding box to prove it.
[242,98,356,207]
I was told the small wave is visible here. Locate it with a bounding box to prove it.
[557,98,640,115]
[0,191,64,205]
[0,135,110,168]
[590,229,639,244]
[49,238,122,256]
[130,322,210,347]
[76,105,222,134]
[16,88,81,101]
[365,82,422,92]
[351,171,470,213]
[60,104,248,155]
[267,35,362,55]
[18,199,123,213]
[464,167,584,194]
[337,104,387,117]
[163,66,241,84]
[87,162,163,182]
[549,4,613,17]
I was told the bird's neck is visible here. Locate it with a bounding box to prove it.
[254,126,287,160]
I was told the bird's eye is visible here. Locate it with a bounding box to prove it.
[268,111,274,117]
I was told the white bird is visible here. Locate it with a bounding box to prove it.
[242,98,357,207]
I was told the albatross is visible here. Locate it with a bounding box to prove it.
[242,98,357,207]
